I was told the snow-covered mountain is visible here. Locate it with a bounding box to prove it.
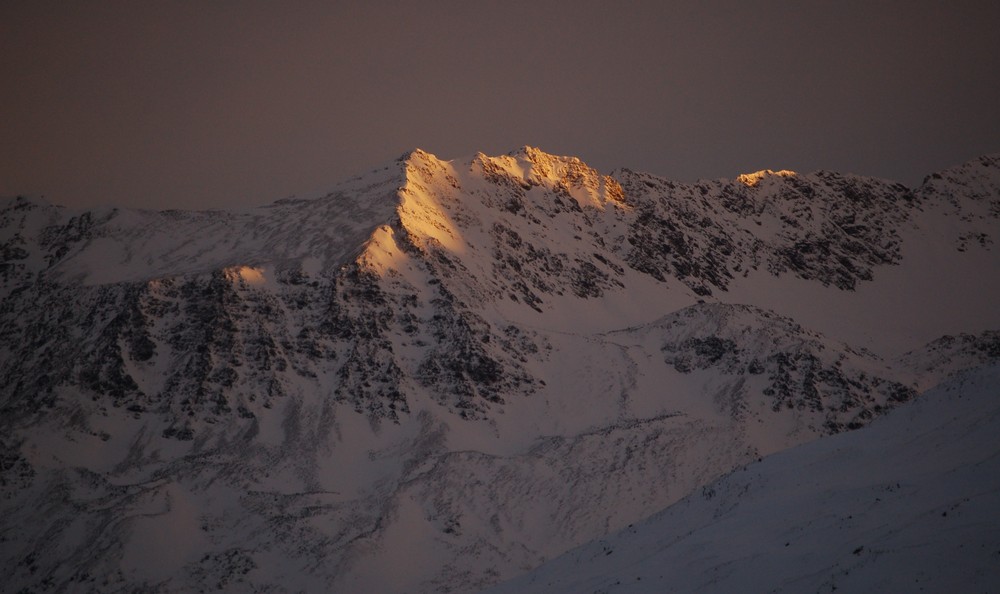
[1,147,997,592]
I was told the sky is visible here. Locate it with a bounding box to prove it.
[2,0,999,210]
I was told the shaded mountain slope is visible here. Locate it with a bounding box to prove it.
[486,363,1000,594]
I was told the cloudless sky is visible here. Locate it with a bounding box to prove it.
[2,0,999,209]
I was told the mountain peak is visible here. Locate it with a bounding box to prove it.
[0,194,58,211]
[919,152,1000,206]
[507,145,580,163]
[735,169,798,187]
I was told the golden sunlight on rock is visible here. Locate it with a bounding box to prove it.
[398,152,468,254]
[360,224,410,273]
[229,266,266,286]
[736,169,798,187]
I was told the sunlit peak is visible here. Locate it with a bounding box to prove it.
[737,169,797,187]
[229,265,266,286]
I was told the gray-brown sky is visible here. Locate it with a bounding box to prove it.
[2,0,999,210]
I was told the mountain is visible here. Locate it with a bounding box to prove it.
[1,147,998,592]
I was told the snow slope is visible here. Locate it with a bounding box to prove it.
[486,363,1000,594]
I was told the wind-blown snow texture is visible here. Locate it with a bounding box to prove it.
[1,148,998,592]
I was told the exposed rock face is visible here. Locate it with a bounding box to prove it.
[0,148,997,593]
[616,167,918,292]
[650,304,916,432]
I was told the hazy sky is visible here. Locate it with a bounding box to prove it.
[2,0,999,210]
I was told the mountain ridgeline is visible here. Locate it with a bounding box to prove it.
[1,148,998,592]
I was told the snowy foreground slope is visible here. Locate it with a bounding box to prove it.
[1,148,998,592]
[486,363,1000,594]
